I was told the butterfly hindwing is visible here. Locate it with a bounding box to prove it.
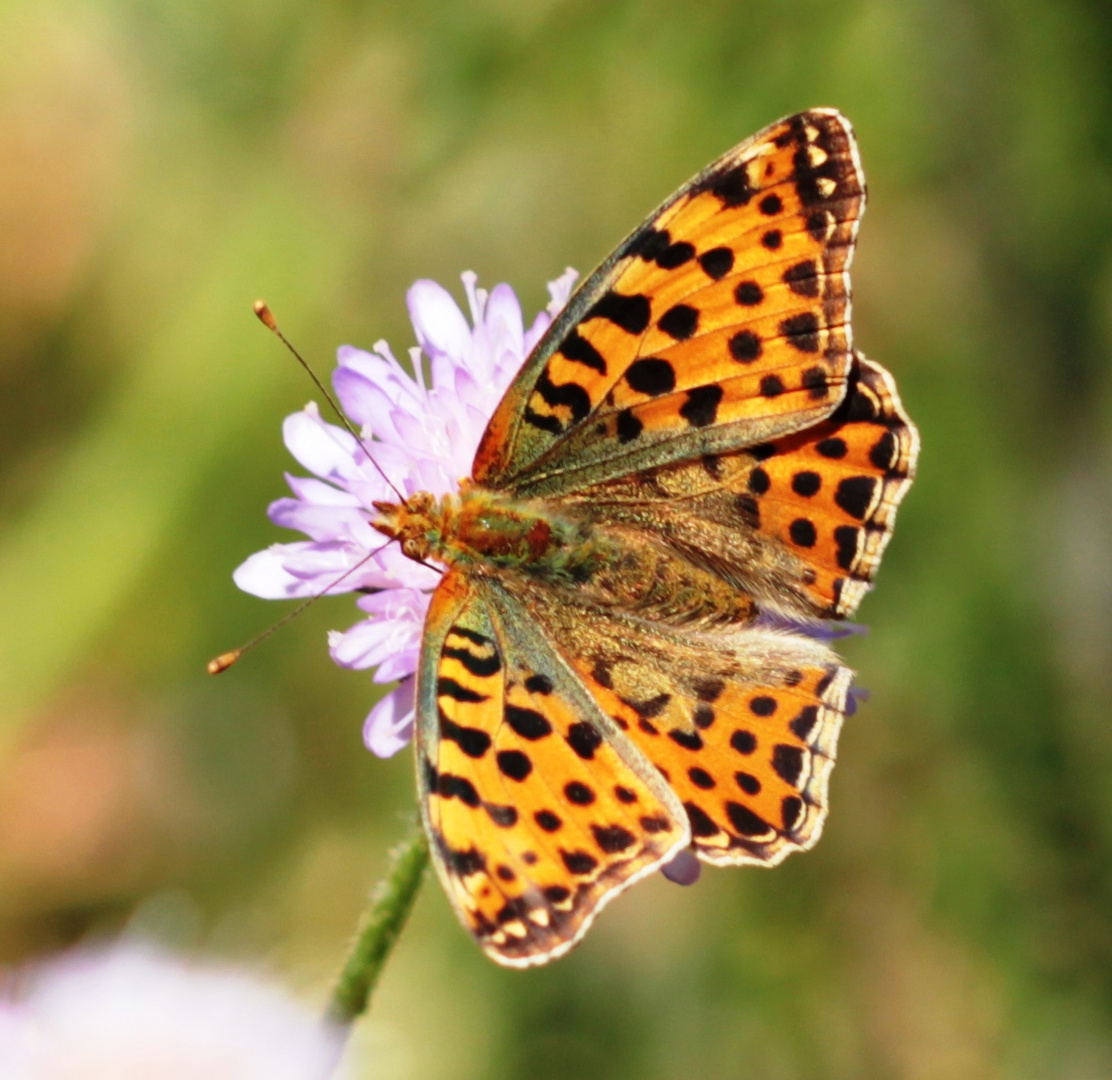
[417,568,688,967]
[735,352,919,617]
[556,352,918,621]
[474,109,866,498]
[523,586,852,866]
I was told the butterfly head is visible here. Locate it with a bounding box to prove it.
[371,492,443,563]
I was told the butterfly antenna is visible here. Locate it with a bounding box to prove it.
[208,541,394,674]
[253,300,406,503]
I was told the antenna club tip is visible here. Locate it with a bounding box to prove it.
[207,650,241,675]
[253,300,278,332]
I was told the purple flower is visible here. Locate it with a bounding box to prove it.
[235,269,578,758]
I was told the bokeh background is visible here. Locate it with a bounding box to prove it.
[2,0,1112,1076]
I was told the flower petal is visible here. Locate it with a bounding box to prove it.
[282,406,360,484]
[364,682,416,758]
[408,279,472,366]
[283,474,361,507]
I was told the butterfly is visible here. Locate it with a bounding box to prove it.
[373,109,918,966]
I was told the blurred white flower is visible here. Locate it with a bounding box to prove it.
[0,943,341,1080]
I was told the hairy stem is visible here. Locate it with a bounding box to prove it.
[326,817,429,1027]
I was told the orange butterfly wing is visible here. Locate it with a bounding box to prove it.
[521,590,853,867]
[416,568,688,967]
[474,108,865,498]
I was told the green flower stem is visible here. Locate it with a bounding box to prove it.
[326,818,430,1027]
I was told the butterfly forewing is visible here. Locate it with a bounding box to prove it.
[416,569,688,967]
[474,109,865,498]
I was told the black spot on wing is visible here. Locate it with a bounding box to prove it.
[446,844,486,875]
[688,767,715,789]
[698,162,754,207]
[559,330,607,374]
[870,430,897,471]
[679,384,723,428]
[484,803,518,827]
[442,644,501,677]
[616,408,643,443]
[524,406,563,435]
[640,813,672,833]
[735,281,763,306]
[626,357,676,397]
[564,781,596,805]
[592,824,636,853]
[782,260,820,297]
[505,704,552,740]
[627,227,694,270]
[698,247,734,279]
[437,772,481,807]
[734,494,760,528]
[439,711,492,758]
[782,795,803,831]
[438,677,486,703]
[729,330,762,363]
[535,370,591,424]
[561,849,599,875]
[669,728,704,751]
[790,706,818,740]
[834,525,859,570]
[780,312,820,353]
[535,809,562,832]
[789,518,817,547]
[656,240,696,269]
[658,304,699,341]
[726,801,774,836]
[566,721,603,760]
[496,750,532,781]
[834,476,877,519]
[730,729,757,754]
[524,673,553,694]
[588,291,651,335]
[791,471,821,496]
[802,366,829,399]
[817,436,847,459]
[693,678,725,702]
[760,374,785,397]
[685,801,721,837]
[772,744,804,786]
[748,467,770,494]
[448,626,493,647]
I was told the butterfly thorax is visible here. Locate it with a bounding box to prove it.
[372,489,595,577]
[373,488,757,625]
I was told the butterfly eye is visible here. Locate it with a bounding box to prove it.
[402,538,425,559]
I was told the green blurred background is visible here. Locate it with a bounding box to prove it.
[2,0,1111,1076]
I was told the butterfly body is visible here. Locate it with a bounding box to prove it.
[387,109,918,967]
[374,488,757,625]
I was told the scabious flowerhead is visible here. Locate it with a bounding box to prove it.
[234,269,578,758]
[0,943,341,1080]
